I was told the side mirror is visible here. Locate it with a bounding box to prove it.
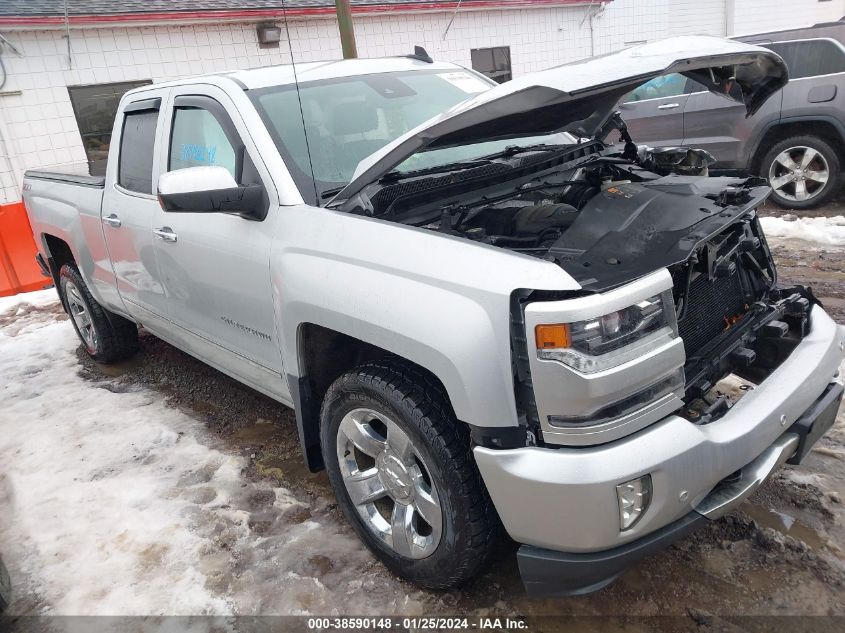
[157,166,266,220]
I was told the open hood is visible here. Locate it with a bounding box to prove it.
[331,36,787,207]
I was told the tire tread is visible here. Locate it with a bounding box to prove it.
[60,264,139,363]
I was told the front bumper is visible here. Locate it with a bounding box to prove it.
[475,305,844,595]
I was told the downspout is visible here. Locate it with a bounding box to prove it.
[724,0,735,37]
[63,0,73,68]
[581,0,605,57]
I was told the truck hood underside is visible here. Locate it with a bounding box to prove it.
[332,36,787,208]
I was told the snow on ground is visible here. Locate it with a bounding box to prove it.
[0,289,60,315]
[0,293,425,616]
[760,215,845,246]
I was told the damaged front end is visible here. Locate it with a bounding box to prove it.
[328,35,805,446]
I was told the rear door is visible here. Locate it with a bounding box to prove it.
[101,92,170,321]
[150,86,285,399]
[616,73,690,147]
[681,79,782,170]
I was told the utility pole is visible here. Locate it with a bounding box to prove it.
[335,0,358,58]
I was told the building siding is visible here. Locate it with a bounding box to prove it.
[0,0,843,203]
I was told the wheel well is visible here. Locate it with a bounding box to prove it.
[42,234,75,302]
[751,120,845,173]
[294,323,452,472]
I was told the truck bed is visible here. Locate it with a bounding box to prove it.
[22,168,119,311]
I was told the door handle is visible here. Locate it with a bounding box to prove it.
[153,227,178,243]
[657,103,680,110]
[102,214,121,228]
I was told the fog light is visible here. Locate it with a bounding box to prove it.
[616,475,652,531]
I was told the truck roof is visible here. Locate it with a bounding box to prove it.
[124,56,467,95]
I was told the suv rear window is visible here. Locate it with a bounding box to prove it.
[118,108,159,194]
[764,39,845,79]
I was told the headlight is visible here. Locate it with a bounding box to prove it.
[535,289,678,373]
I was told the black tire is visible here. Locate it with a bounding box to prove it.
[320,360,499,589]
[59,263,139,363]
[760,135,841,209]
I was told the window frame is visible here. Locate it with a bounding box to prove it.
[115,98,161,196]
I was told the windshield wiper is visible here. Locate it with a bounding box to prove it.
[320,185,346,200]
[479,143,569,160]
[381,159,494,182]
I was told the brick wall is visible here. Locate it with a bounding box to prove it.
[730,0,845,36]
[0,0,842,204]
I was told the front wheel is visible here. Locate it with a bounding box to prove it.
[59,264,139,363]
[320,361,499,589]
[761,135,840,209]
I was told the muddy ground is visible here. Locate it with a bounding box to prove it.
[4,202,845,630]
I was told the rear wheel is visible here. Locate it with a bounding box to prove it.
[59,264,139,363]
[761,135,840,209]
[320,361,499,589]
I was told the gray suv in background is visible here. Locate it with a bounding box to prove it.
[621,19,845,208]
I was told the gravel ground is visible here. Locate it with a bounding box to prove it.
[2,199,845,627]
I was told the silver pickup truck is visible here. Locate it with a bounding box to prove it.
[22,36,845,597]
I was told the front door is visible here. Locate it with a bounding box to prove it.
[150,87,286,399]
[101,91,170,322]
[616,73,690,148]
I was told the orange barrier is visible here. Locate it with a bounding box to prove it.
[0,201,51,297]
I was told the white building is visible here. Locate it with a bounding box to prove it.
[1,0,843,205]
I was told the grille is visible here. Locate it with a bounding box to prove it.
[678,271,748,359]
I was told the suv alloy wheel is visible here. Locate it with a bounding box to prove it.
[762,135,840,209]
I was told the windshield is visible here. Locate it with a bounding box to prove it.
[391,131,579,174]
[249,69,494,204]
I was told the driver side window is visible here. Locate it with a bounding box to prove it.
[170,107,238,179]
[625,73,690,102]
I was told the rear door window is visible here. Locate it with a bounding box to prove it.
[764,39,845,79]
[625,74,689,102]
[118,105,159,194]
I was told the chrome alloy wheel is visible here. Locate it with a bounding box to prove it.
[65,280,98,353]
[336,408,443,559]
[768,145,830,203]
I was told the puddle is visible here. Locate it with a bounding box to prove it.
[88,356,145,377]
[233,420,280,446]
[741,503,826,551]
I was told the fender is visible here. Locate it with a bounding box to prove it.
[745,114,845,171]
[270,205,579,461]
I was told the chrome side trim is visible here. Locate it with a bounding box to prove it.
[694,433,799,520]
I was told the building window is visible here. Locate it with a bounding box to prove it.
[68,80,152,176]
[471,46,512,83]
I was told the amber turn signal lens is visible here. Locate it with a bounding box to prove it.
[535,323,571,349]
